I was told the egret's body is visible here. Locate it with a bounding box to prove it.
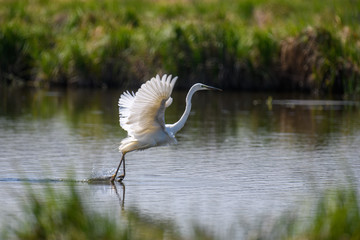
[110,74,220,182]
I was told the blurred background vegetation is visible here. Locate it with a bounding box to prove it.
[0,0,359,95]
[1,0,360,238]
[2,183,360,240]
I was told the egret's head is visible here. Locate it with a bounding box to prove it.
[193,83,222,92]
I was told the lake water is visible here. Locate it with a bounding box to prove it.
[1,88,360,238]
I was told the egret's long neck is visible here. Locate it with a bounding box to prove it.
[168,86,198,134]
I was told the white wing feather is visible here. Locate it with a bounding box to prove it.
[118,74,178,139]
[118,90,136,133]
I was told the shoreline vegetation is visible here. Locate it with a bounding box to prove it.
[3,183,360,239]
[0,0,359,95]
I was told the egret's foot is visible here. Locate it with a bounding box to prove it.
[110,175,116,183]
[116,175,125,182]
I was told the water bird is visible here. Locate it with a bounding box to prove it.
[110,74,221,182]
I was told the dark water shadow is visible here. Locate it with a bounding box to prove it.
[0,178,77,183]
[0,176,113,184]
[0,177,126,209]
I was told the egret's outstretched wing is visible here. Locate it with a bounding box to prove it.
[118,90,136,133]
[118,74,177,138]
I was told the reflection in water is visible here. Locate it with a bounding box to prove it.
[1,88,359,141]
[1,88,360,238]
[112,182,125,210]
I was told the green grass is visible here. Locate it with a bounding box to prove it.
[306,188,360,239]
[2,183,213,240]
[3,183,360,240]
[4,184,181,240]
[0,0,359,94]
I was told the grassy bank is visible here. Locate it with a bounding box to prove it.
[3,184,360,239]
[0,0,359,94]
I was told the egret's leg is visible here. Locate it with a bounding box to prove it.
[110,154,125,183]
[117,158,126,181]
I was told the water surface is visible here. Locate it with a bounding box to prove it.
[1,88,360,238]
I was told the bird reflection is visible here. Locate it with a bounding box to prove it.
[111,182,125,210]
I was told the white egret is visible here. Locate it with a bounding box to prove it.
[110,74,221,182]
